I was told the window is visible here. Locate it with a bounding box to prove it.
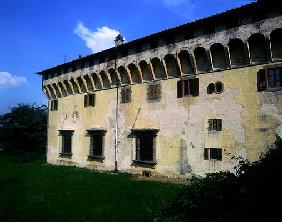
[84,93,95,107]
[87,129,106,160]
[204,148,222,160]
[50,100,58,111]
[177,78,199,98]
[207,82,223,94]
[59,130,74,157]
[257,68,282,91]
[121,87,131,103]
[208,119,222,131]
[147,84,161,101]
[132,129,158,165]
[72,63,77,72]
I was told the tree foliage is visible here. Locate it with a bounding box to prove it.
[156,137,282,222]
[0,103,47,153]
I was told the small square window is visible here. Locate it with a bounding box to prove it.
[84,94,95,107]
[121,87,131,103]
[50,100,58,111]
[204,148,222,161]
[147,84,161,101]
[208,119,222,131]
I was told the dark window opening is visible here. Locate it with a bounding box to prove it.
[59,130,74,157]
[121,87,131,103]
[207,83,215,94]
[215,81,224,94]
[84,93,96,107]
[50,100,58,111]
[133,130,158,165]
[208,119,222,131]
[136,44,143,53]
[80,61,85,69]
[63,66,68,74]
[87,130,106,160]
[147,84,161,101]
[72,64,77,72]
[268,68,282,89]
[150,39,158,49]
[204,148,222,161]
[177,78,199,98]
[257,68,282,92]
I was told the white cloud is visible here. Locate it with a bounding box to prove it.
[0,72,27,89]
[74,22,121,53]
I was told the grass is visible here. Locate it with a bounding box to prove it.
[0,153,183,222]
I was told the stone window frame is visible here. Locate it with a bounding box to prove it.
[131,128,159,167]
[204,148,222,161]
[177,76,199,98]
[87,128,106,161]
[58,130,74,158]
[50,99,58,111]
[147,82,161,102]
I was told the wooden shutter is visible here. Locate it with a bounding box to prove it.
[147,85,153,100]
[204,148,209,160]
[84,95,88,107]
[90,94,95,106]
[192,78,199,96]
[208,119,212,131]
[136,136,141,160]
[127,88,131,102]
[217,119,222,131]
[156,84,161,100]
[257,69,267,92]
[177,80,183,98]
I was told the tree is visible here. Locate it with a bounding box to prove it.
[0,103,47,153]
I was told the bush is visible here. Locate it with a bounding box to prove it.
[156,137,282,222]
[0,103,47,153]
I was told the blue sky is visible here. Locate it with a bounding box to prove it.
[0,0,255,114]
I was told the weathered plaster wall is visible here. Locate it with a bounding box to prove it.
[46,63,282,177]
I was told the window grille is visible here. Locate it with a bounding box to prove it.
[121,87,131,103]
[204,148,222,161]
[208,119,222,131]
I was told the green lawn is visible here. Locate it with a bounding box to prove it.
[0,153,182,222]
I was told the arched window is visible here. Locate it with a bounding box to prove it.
[164,54,181,78]
[118,66,130,85]
[270,28,282,60]
[139,60,153,82]
[210,43,229,70]
[228,38,248,67]
[91,73,102,90]
[178,50,194,75]
[151,57,166,79]
[108,68,118,87]
[248,33,269,64]
[128,63,142,84]
[194,47,211,73]
[100,71,111,89]
[83,75,94,91]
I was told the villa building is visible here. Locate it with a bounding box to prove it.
[37,0,282,177]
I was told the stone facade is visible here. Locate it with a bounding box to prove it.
[38,1,282,177]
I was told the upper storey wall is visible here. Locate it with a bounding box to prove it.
[42,15,282,99]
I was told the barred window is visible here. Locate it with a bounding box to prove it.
[208,119,222,131]
[59,130,74,158]
[147,84,161,101]
[121,87,131,103]
[177,78,199,98]
[87,129,106,160]
[84,93,95,107]
[50,100,58,111]
[132,129,158,166]
[204,148,222,161]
